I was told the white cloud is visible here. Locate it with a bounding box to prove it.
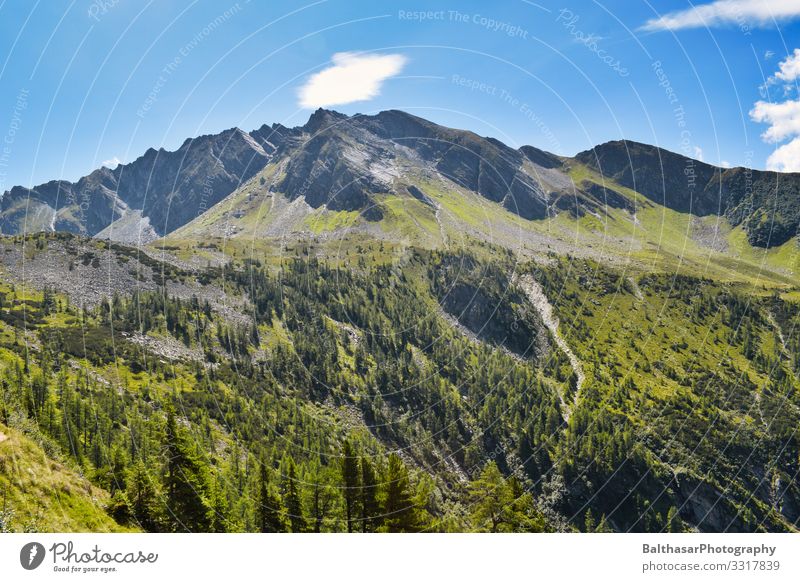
[721,160,732,168]
[750,98,800,142]
[693,146,704,161]
[766,137,800,171]
[751,48,800,172]
[642,0,800,31]
[298,52,406,109]
[773,48,800,82]
[102,156,121,169]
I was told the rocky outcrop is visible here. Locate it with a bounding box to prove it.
[516,273,584,419]
[2,128,272,238]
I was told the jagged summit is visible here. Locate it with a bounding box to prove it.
[2,111,799,248]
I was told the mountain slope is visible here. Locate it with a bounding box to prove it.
[1,128,272,241]
[1,232,798,532]
[0,423,130,532]
[576,140,800,247]
[5,110,798,254]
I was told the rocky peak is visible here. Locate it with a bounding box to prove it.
[302,108,349,134]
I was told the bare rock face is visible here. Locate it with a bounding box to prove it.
[1,128,272,238]
[275,108,553,221]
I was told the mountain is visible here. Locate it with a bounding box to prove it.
[4,110,799,252]
[576,140,800,247]
[2,110,800,533]
[1,127,272,242]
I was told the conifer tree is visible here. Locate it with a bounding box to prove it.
[469,462,510,532]
[282,458,306,532]
[666,506,682,533]
[382,453,419,532]
[341,440,360,532]
[360,456,380,533]
[126,459,162,532]
[163,410,213,532]
[308,463,337,533]
[259,461,285,533]
[584,508,596,532]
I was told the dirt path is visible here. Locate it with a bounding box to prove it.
[516,273,585,420]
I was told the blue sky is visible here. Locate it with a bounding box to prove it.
[1,0,799,191]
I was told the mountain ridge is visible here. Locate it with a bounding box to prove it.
[576,139,800,247]
[2,109,799,249]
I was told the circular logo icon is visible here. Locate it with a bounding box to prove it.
[20,542,46,570]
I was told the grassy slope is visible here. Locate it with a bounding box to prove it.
[0,422,131,532]
[163,159,799,293]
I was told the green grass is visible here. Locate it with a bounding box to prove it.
[0,423,133,532]
[303,208,361,234]
[150,155,800,296]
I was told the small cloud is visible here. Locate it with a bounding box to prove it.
[298,52,407,109]
[641,0,800,32]
[693,146,704,161]
[760,50,800,99]
[766,137,800,172]
[102,156,121,169]
[721,160,732,168]
[750,98,800,142]
[773,48,800,83]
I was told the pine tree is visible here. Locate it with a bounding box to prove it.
[126,459,162,532]
[360,456,380,533]
[209,478,229,533]
[666,506,682,533]
[596,513,612,532]
[282,458,306,532]
[163,410,213,532]
[469,462,511,532]
[258,461,285,533]
[308,463,337,533]
[506,476,547,533]
[584,508,596,532]
[341,440,360,532]
[382,453,419,532]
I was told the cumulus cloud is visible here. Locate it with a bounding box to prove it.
[750,49,800,172]
[750,99,800,142]
[772,47,800,82]
[642,0,800,31]
[298,52,406,109]
[765,138,800,171]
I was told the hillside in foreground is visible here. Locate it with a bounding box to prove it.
[0,421,132,533]
[0,231,798,532]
